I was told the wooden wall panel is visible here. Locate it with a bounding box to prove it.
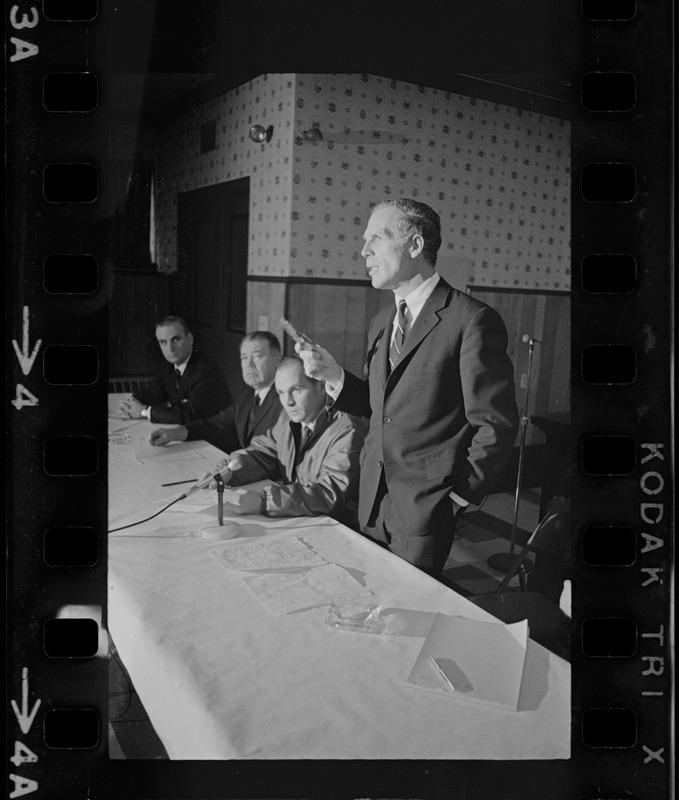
[109,271,169,378]
[345,285,370,376]
[546,295,570,412]
[246,280,287,351]
[471,288,570,445]
[284,282,391,376]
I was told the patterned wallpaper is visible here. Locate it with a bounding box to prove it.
[291,74,570,290]
[151,73,570,291]
[153,73,296,275]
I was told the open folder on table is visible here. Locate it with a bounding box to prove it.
[407,613,529,711]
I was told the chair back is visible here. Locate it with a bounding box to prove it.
[525,496,570,555]
[497,497,570,593]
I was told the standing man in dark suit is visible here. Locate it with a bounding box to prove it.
[297,198,519,578]
[148,331,282,453]
[118,315,231,424]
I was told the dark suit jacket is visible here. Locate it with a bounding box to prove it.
[334,277,518,564]
[185,385,282,453]
[133,350,231,425]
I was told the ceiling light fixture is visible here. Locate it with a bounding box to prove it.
[249,124,274,143]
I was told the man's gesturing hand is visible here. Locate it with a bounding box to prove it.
[294,341,343,387]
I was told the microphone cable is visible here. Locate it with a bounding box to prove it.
[108,493,188,534]
[108,467,234,533]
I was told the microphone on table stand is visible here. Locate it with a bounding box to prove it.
[487,334,542,575]
[197,458,245,541]
[180,458,243,499]
[108,458,243,533]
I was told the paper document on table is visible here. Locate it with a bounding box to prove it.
[243,563,374,615]
[407,613,529,711]
[210,535,327,571]
[134,437,207,463]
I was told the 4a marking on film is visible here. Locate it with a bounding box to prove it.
[11,306,41,410]
[9,668,41,798]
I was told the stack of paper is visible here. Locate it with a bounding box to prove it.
[210,536,373,615]
[210,536,327,571]
[243,563,374,616]
[407,613,529,711]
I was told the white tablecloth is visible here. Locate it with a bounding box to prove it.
[107,414,570,760]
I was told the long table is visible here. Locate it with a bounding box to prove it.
[107,411,570,760]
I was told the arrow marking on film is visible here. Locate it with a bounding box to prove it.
[11,667,42,735]
[12,305,42,376]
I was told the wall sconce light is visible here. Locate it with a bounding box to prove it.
[302,124,324,143]
[249,124,274,143]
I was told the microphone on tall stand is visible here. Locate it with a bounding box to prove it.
[522,334,541,345]
[487,333,542,574]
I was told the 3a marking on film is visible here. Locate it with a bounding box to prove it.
[8,4,40,63]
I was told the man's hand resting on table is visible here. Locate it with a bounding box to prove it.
[223,488,265,516]
[148,426,189,446]
[118,395,147,419]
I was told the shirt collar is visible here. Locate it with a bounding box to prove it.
[300,407,327,434]
[255,384,273,403]
[394,272,440,323]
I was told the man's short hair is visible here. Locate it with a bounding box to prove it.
[277,356,323,386]
[241,331,282,354]
[155,315,191,335]
[374,198,442,267]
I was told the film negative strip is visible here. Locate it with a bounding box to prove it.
[6,1,673,798]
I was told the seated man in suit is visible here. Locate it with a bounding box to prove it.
[201,357,367,523]
[148,331,283,452]
[118,315,231,424]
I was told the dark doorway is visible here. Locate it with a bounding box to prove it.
[174,178,249,393]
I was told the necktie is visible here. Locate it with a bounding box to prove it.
[389,300,409,373]
[174,367,182,393]
[247,394,260,431]
[299,424,312,454]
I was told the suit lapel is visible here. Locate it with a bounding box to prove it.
[235,390,253,442]
[387,280,452,380]
[368,309,395,389]
[243,386,277,439]
[177,351,197,395]
[252,387,274,427]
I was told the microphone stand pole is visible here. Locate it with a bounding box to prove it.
[199,473,241,540]
[488,337,538,573]
[215,474,224,526]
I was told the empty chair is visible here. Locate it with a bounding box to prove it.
[469,496,571,661]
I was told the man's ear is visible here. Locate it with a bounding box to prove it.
[409,234,425,258]
[187,332,195,347]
